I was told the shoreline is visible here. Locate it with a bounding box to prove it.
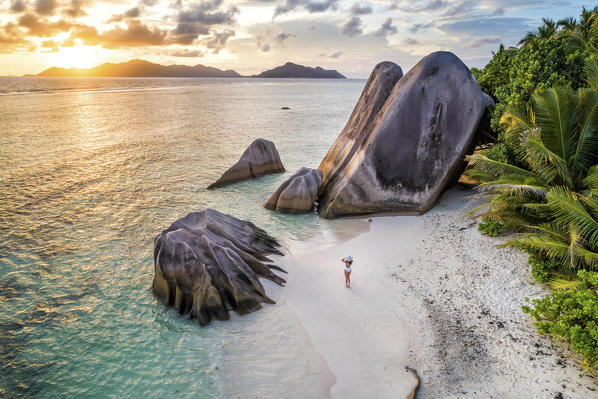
[262,186,598,398]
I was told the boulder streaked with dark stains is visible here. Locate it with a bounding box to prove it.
[152,209,285,326]
[264,167,323,214]
[317,52,494,218]
[207,139,285,189]
[319,61,403,186]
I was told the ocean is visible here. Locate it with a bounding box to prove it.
[0,77,365,398]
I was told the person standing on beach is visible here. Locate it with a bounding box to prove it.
[342,254,353,288]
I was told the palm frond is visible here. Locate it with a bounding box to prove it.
[583,55,598,89]
[519,128,574,187]
[500,105,535,150]
[518,235,571,262]
[546,186,598,247]
[466,154,539,179]
[532,87,578,167]
[573,87,598,176]
[548,278,586,290]
[582,165,598,191]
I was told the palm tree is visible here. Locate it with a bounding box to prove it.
[518,183,598,274]
[559,7,598,52]
[519,18,558,46]
[466,86,598,229]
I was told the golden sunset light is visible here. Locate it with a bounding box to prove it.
[0,0,592,77]
[48,45,105,69]
[2,1,598,398]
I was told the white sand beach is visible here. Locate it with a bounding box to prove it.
[246,186,598,398]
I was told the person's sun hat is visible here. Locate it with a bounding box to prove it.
[346,254,353,262]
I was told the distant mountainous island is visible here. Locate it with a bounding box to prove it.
[25,60,346,79]
[26,59,241,78]
[254,62,346,79]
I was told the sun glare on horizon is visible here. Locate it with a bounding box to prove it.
[49,46,105,70]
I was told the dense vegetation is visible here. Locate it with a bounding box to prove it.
[468,7,598,371]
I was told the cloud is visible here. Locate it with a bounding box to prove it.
[275,31,293,43]
[375,17,396,37]
[318,50,343,57]
[400,0,446,13]
[177,0,238,25]
[349,2,372,15]
[18,13,74,36]
[255,25,294,51]
[10,0,26,13]
[0,22,31,51]
[200,29,235,53]
[437,17,533,39]
[64,0,89,17]
[409,22,433,33]
[274,0,338,17]
[108,7,141,23]
[402,37,420,45]
[142,0,158,6]
[172,0,238,44]
[442,0,474,18]
[71,20,169,48]
[40,39,59,51]
[172,23,209,44]
[170,49,204,57]
[463,35,500,48]
[35,0,57,15]
[341,16,362,36]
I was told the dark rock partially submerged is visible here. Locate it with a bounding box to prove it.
[153,209,285,326]
[317,52,494,218]
[207,139,285,189]
[264,167,323,214]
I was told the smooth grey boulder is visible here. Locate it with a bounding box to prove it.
[207,139,285,189]
[317,51,494,218]
[319,61,403,186]
[264,167,323,214]
[153,209,285,326]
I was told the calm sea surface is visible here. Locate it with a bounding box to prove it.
[0,77,364,398]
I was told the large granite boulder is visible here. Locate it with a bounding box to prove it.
[153,209,285,326]
[207,139,285,189]
[317,52,494,218]
[264,167,323,214]
[319,61,403,185]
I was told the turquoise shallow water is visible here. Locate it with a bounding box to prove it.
[0,77,364,398]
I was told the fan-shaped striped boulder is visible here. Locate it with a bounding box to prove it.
[153,209,285,326]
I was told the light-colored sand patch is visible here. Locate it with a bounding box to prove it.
[277,216,425,398]
[270,186,598,398]
[221,186,598,398]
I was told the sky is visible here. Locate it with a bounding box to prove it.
[0,0,594,77]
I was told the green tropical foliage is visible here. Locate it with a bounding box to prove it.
[467,6,598,372]
[466,86,598,228]
[471,10,591,162]
[522,269,598,370]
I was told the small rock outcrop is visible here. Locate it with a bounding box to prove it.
[264,167,323,214]
[207,139,285,189]
[317,52,494,218]
[153,209,285,326]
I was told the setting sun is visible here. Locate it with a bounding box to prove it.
[49,46,105,70]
